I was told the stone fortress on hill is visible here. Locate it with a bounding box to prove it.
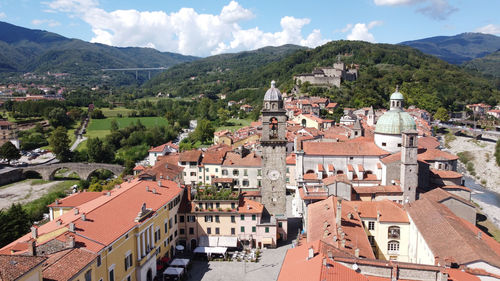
[1,80,499,281]
[293,59,359,88]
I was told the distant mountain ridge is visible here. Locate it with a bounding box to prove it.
[400,33,500,64]
[463,49,500,77]
[0,21,198,74]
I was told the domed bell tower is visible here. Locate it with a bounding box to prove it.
[261,81,287,216]
[400,129,418,203]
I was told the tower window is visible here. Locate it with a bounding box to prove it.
[409,137,414,147]
[382,142,386,147]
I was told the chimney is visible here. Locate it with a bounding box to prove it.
[56,219,62,226]
[336,199,342,226]
[66,235,75,248]
[377,211,381,221]
[74,208,79,215]
[28,239,36,256]
[341,239,346,248]
[106,191,111,196]
[55,199,59,206]
[31,226,38,239]
[153,188,157,194]
[81,213,86,221]
[322,258,327,266]
[307,247,314,260]
[69,222,75,232]
[355,248,360,258]
[160,173,164,179]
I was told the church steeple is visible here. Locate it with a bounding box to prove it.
[390,85,404,111]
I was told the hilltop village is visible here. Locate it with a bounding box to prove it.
[1,80,499,281]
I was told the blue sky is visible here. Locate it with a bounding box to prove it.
[0,0,499,56]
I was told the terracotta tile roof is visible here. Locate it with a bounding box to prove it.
[303,142,389,157]
[405,197,500,269]
[323,133,349,141]
[307,197,375,259]
[380,152,401,164]
[133,165,145,171]
[322,174,349,186]
[353,185,402,195]
[417,136,440,149]
[222,152,261,167]
[303,173,318,180]
[441,185,471,192]
[42,248,96,281]
[298,187,329,200]
[422,188,475,208]
[0,255,46,281]
[345,200,409,223]
[326,102,338,108]
[237,198,264,214]
[47,192,102,207]
[202,150,226,165]
[179,150,202,162]
[278,240,369,281]
[345,136,375,143]
[141,158,184,181]
[446,268,481,281]
[148,141,178,153]
[70,180,183,246]
[286,153,296,165]
[430,169,462,179]
[318,164,325,172]
[418,149,458,161]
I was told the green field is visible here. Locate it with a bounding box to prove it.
[99,107,134,117]
[87,116,169,131]
[216,118,253,132]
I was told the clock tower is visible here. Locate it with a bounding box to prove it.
[261,81,287,216]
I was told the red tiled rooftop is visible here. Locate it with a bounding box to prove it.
[353,185,402,195]
[47,192,103,208]
[430,169,462,179]
[42,248,96,281]
[303,142,389,157]
[223,152,261,167]
[345,200,409,223]
[179,150,202,162]
[0,255,46,281]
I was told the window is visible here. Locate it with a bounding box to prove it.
[187,215,195,222]
[278,222,282,228]
[388,226,400,239]
[124,253,133,270]
[241,226,245,233]
[397,143,402,147]
[190,172,196,176]
[85,270,92,281]
[244,169,248,176]
[180,215,185,223]
[216,227,220,234]
[240,214,245,221]
[205,215,213,222]
[175,215,178,224]
[169,218,173,229]
[108,246,112,252]
[286,177,290,183]
[242,180,249,187]
[286,167,289,173]
[215,215,220,223]
[205,168,209,172]
[409,137,414,147]
[206,176,209,180]
[231,228,235,235]
[368,235,375,246]
[368,221,375,230]
[164,221,168,233]
[180,228,185,235]
[231,216,235,223]
[222,169,228,176]
[349,157,354,160]
[216,203,220,208]
[257,169,262,176]
[175,230,178,237]
[382,142,387,147]
[265,227,269,233]
[388,241,400,253]
[199,167,202,172]
[252,214,256,221]
[109,269,115,281]
[97,255,101,267]
[189,227,194,235]
[127,276,131,281]
[252,226,256,232]
[258,180,261,187]
[231,203,236,209]
[233,169,239,176]
[207,227,212,234]
[215,168,219,172]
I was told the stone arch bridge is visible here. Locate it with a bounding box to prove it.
[23,163,124,180]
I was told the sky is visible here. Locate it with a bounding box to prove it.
[0,0,499,57]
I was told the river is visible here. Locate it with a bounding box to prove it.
[463,172,500,229]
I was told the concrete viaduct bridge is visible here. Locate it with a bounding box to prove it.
[23,163,124,180]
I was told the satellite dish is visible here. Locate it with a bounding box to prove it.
[352,263,359,271]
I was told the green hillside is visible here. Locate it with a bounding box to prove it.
[143,40,500,113]
[0,21,198,82]
[463,50,500,78]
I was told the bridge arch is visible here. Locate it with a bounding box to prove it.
[22,163,124,181]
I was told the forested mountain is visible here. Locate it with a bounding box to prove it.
[0,21,197,74]
[400,33,500,64]
[463,50,500,78]
[146,40,500,113]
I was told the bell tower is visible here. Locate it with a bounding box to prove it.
[400,129,418,203]
[261,81,287,216]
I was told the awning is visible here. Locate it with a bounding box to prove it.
[170,258,190,268]
[163,267,184,276]
[193,246,227,255]
[262,238,273,245]
[217,236,237,247]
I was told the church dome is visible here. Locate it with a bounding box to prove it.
[264,80,282,101]
[375,110,416,135]
[390,89,404,100]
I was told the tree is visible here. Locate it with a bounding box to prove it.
[0,141,20,161]
[434,107,450,123]
[87,137,115,163]
[48,107,71,128]
[191,119,214,144]
[49,126,71,161]
[217,108,230,125]
[90,109,105,119]
[110,118,119,132]
[0,204,31,248]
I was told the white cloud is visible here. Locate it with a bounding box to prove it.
[346,21,382,43]
[0,12,6,19]
[32,19,61,27]
[43,0,327,56]
[475,24,500,35]
[373,0,456,20]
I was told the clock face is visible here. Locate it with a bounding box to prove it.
[267,170,280,181]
